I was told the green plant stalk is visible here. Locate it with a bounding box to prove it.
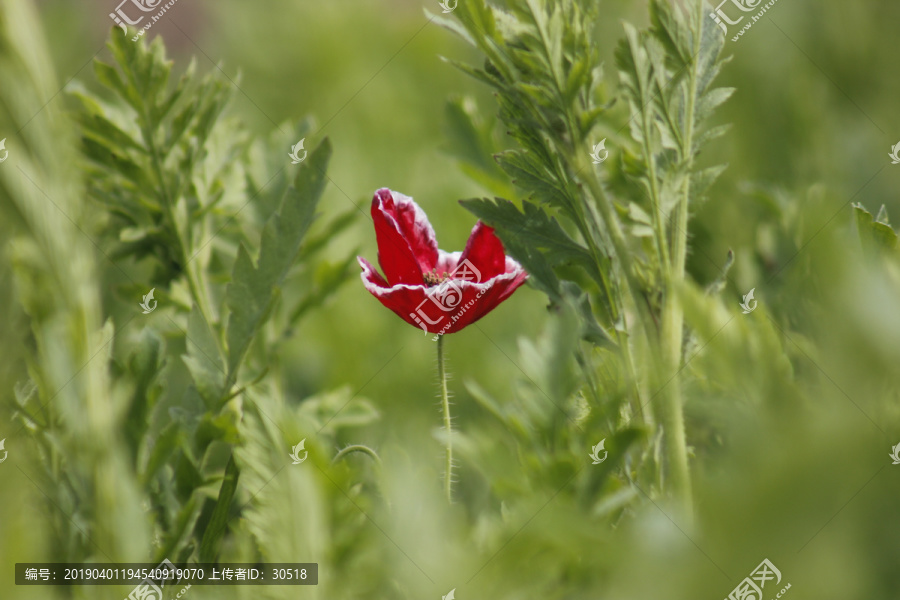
[658,197,692,517]
[640,110,672,272]
[521,1,650,426]
[437,335,453,503]
[577,157,694,513]
[655,3,706,519]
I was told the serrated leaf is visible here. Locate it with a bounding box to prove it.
[182,306,225,407]
[440,55,506,89]
[225,138,332,380]
[495,150,572,210]
[649,0,692,69]
[93,59,142,112]
[691,164,727,198]
[696,87,735,120]
[462,197,594,270]
[560,282,616,348]
[81,137,148,184]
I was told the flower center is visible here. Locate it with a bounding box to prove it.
[423,269,451,286]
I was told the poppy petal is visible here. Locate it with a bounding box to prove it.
[359,256,528,335]
[360,188,528,336]
[457,221,507,282]
[371,189,438,285]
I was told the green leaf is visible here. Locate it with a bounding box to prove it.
[443,96,507,189]
[287,254,358,326]
[93,59,142,112]
[649,0,692,70]
[182,306,226,407]
[425,8,476,46]
[142,422,182,484]
[198,454,240,562]
[561,282,617,348]
[854,203,899,253]
[495,150,573,211]
[705,248,735,296]
[225,138,332,380]
[461,197,594,271]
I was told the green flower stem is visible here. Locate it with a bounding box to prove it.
[437,335,452,503]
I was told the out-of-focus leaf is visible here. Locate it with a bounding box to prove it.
[854,203,899,253]
[224,138,331,381]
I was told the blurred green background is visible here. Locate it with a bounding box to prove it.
[2,0,900,598]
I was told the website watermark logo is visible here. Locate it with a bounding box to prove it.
[125,559,191,600]
[0,439,7,464]
[289,139,307,164]
[109,0,182,42]
[140,288,157,314]
[724,559,789,600]
[740,288,757,314]
[589,439,608,464]
[0,138,8,163]
[889,142,900,165]
[442,589,456,600]
[890,443,900,465]
[438,0,457,14]
[290,439,308,465]
[710,0,781,42]
[590,139,608,164]
[408,259,488,337]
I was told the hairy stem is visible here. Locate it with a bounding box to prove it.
[437,335,453,503]
[656,3,706,521]
[641,109,672,271]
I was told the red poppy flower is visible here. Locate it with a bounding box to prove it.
[358,188,528,335]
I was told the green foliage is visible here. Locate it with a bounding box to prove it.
[5,1,900,599]
[614,0,732,255]
[0,0,150,571]
[1,23,359,571]
[224,138,331,380]
[440,0,733,511]
[73,34,234,284]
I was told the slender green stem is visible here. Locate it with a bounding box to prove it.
[332,445,383,466]
[655,3,706,521]
[437,335,452,503]
[640,110,672,271]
